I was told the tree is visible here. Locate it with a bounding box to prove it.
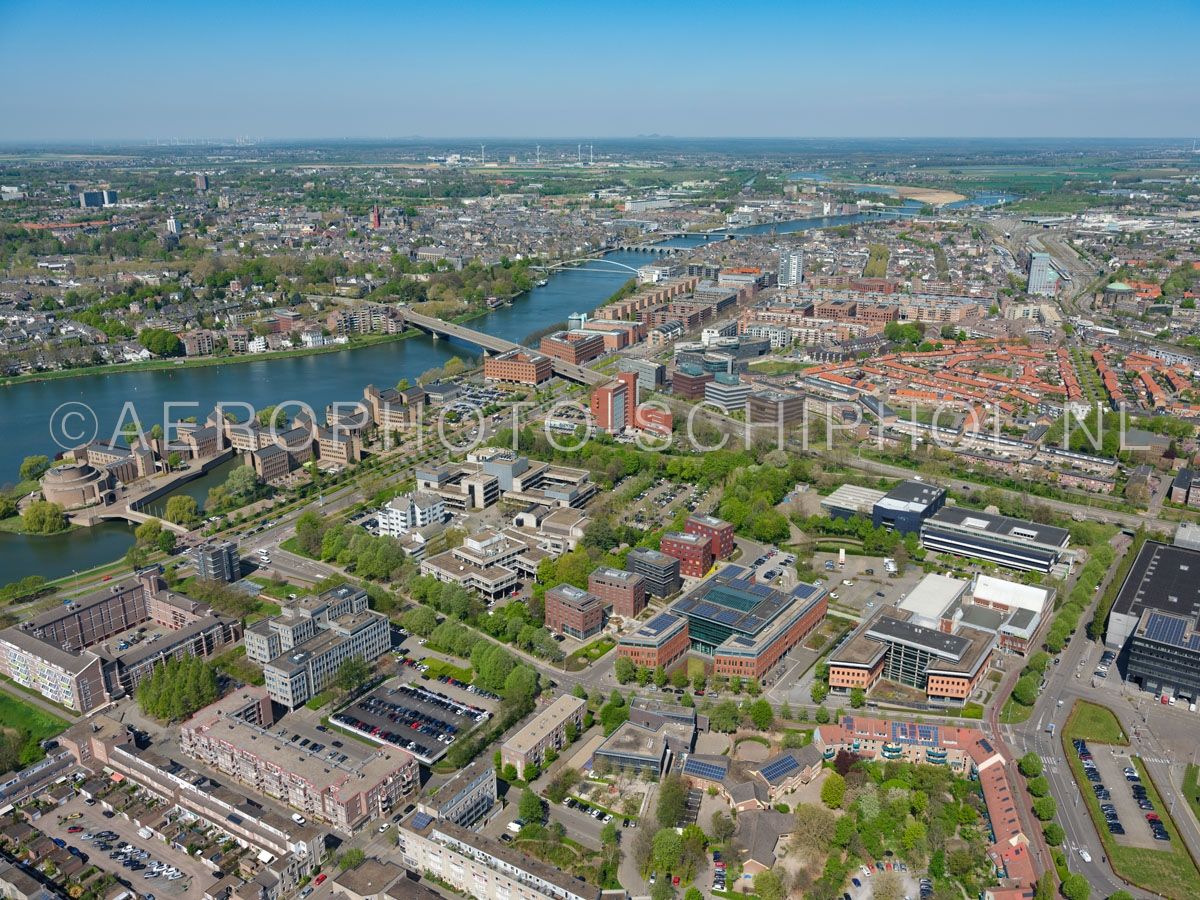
[651,828,683,877]
[614,655,635,684]
[754,870,785,900]
[710,700,741,733]
[653,665,668,688]
[1012,673,1039,706]
[225,465,260,499]
[749,698,774,730]
[157,530,177,555]
[600,820,619,847]
[400,606,438,636]
[821,771,846,809]
[21,501,67,534]
[811,679,829,704]
[684,889,703,900]
[166,452,182,471]
[656,774,687,828]
[1018,752,1043,778]
[1032,796,1057,821]
[1026,776,1049,797]
[518,788,544,825]
[335,656,372,693]
[850,687,866,708]
[1042,822,1065,846]
[135,657,219,721]
[710,810,735,843]
[1061,872,1091,900]
[18,454,50,481]
[135,517,164,547]
[138,328,183,357]
[164,495,199,526]
[815,705,830,724]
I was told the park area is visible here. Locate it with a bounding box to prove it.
[0,688,70,769]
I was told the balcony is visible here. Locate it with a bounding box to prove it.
[881,742,903,760]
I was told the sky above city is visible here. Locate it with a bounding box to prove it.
[1,0,1198,141]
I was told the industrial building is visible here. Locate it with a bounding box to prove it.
[872,480,946,534]
[920,506,1071,573]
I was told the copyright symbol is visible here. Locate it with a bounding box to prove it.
[49,402,99,451]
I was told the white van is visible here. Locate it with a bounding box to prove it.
[291,813,306,825]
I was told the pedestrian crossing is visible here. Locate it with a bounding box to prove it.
[1141,756,1170,765]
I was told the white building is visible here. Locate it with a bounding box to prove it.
[378,492,447,537]
[779,249,804,287]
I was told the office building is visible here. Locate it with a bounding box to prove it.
[828,608,995,706]
[670,565,828,681]
[626,547,682,597]
[588,566,647,619]
[247,584,391,708]
[920,506,1071,573]
[660,531,714,578]
[821,484,886,521]
[193,539,239,583]
[704,374,751,413]
[483,348,553,385]
[399,808,600,900]
[543,584,606,640]
[748,389,806,426]
[593,721,674,777]
[589,377,630,434]
[539,330,605,365]
[180,688,417,832]
[671,364,714,400]
[872,480,946,534]
[500,694,586,778]
[618,357,666,392]
[0,566,240,713]
[778,249,804,287]
[618,613,690,670]
[685,514,736,561]
[377,492,446,537]
[1027,252,1059,296]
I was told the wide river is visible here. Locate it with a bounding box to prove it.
[0,210,903,581]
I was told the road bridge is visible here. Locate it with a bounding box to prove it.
[396,308,606,385]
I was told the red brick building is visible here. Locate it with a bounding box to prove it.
[588,567,647,619]
[483,349,553,385]
[634,404,672,436]
[540,330,605,366]
[672,366,713,400]
[617,612,689,670]
[685,515,735,560]
[543,584,606,640]
[660,531,713,578]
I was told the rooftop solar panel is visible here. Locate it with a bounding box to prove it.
[411,812,433,830]
[683,759,728,781]
[760,754,801,783]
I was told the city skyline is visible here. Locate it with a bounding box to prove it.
[1,0,1198,140]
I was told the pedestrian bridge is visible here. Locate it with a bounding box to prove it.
[397,309,607,385]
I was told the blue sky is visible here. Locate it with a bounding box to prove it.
[1,0,1197,140]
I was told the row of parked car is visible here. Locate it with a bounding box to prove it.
[1123,765,1170,842]
[559,796,620,825]
[429,672,500,702]
[1075,739,1126,836]
[79,830,183,881]
[396,681,490,721]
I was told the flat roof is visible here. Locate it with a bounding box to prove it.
[866,612,972,661]
[876,480,945,513]
[926,506,1069,548]
[596,721,668,760]
[1112,541,1200,622]
[503,694,585,756]
[971,574,1052,615]
[622,612,686,645]
[898,574,969,623]
[821,483,886,513]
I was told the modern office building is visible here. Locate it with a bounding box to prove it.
[418,757,497,829]
[0,566,240,713]
[822,484,887,521]
[704,374,751,413]
[827,608,995,706]
[482,348,553,385]
[180,688,417,832]
[685,514,736,561]
[872,480,946,534]
[543,584,606,640]
[660,531,714,578]
[588,567,647,619]
[193,539,239,583]
[920,506,1071,573]
[671,364,714,400]
[1027,252,1059,296]
[593,721,678,777]
[377,492,446,537]
[246,584,391,708]
[589,377,630,434]
[399,808,601,900]
[670,565,828,680]
[748,389,806,426]
[617,613,690,670]
[618,357,666,392]
[778,249,804,288]
[539,330,605,365]
[500,694,586,778]
[626,547,682,597]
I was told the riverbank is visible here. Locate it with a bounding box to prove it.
[0,330,419,388]
[824,181,966,205]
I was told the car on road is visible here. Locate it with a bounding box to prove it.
[1079,848,1091,863]
[314,874,327,886]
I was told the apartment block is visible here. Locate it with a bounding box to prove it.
[500,694,586,778]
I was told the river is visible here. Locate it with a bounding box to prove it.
[0,210,914,581]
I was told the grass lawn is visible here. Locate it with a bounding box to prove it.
[960,703,984,719]
[1063,699,1129,745]
[999,696,1034,724]
[747,359,815,376]
[421,658,473,683]
[305,690,336,711]
[0,688,70,767]
[1186,764,1200,829]
[212,647,265,686]
[566,637,615,670]
[251,577,309,601]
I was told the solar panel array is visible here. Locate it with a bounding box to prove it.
[683,758,728,781]
[759,753,801,784]
[643,613,680,636]
[891,721,941,746]
[1142,611,1200,650]
[411,812,434,830]
[979,739,994,754]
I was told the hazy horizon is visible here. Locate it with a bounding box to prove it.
[2,0,1198,141]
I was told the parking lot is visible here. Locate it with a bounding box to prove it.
[1074,739,1161,850]
[748,546,798,590]
[331,665,497,764]
[41,797,209,898]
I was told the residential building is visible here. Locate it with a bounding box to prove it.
[626,548,681,597]
[778,249,804,287]
[417,757,497,829]
[588,567,647,619]
[500,694,586,778]
[377,492,446,537]
[180,688,417,832]
[193,540,240,583]
[543,585,606,640]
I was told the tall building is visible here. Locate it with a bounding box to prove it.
[377,492,446,537]
[194,540,239,583]
[79,191,105,209]
[626,548,682,597]
[589,378,629,434]
[1027,252,1059,296]
[778,249,804,287]
[194,173,209,191]
[370,205,381,229]
[166,216,182,236]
